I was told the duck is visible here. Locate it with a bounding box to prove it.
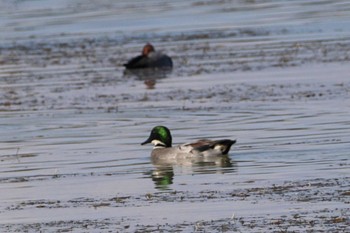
[141,126,236,161]
[124,43,173,69]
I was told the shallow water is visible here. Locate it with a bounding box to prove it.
[1,0,350,232]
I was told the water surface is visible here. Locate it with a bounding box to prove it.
[0,0,349,232]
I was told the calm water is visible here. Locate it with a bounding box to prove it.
[0,0,349,231]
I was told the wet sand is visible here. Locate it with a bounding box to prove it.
[1,0,350,232]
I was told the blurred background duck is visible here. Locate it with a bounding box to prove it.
[124,43,173,69]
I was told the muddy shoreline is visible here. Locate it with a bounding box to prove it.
[2,177,349,232]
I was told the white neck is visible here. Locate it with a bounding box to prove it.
[152,139,166,148]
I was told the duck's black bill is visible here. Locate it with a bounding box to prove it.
[141,137,152,145]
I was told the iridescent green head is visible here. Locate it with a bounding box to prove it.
[141,126,172,147]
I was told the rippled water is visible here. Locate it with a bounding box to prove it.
[0,0,349,232]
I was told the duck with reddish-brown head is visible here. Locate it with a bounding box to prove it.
[124,43,173,69]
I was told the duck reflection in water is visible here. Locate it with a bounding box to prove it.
[148,155,236,190]
[149,166,174,190]
[123,43,173,89]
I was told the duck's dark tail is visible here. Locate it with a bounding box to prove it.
[211,139,237,155]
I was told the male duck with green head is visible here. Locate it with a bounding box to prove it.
[141,126,236,160]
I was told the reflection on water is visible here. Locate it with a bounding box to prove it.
[148,166,174,190]
[123,68,172,89]
[148,155,236,190]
